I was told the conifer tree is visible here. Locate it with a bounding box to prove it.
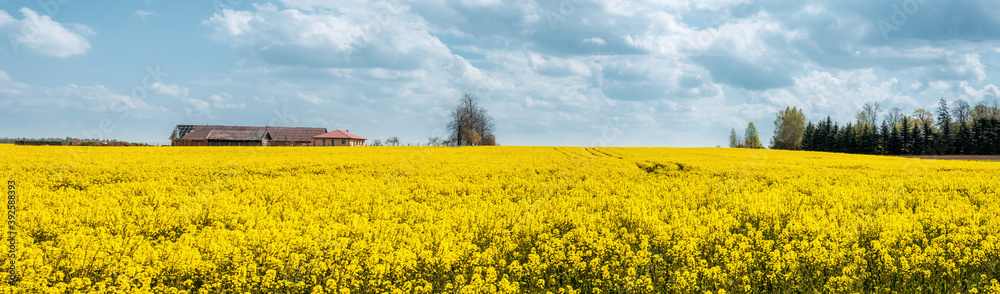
[889,124,902,155]
[937,98,953,153]
[879,121,891,155]
[802,122,816,151]
[901,116,912,155]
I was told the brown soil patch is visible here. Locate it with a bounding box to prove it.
[897,155,1000,161]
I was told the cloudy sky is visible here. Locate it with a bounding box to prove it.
[2,0,999,146]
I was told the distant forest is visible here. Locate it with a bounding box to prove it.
[736,98,1000,155]
[0,137,151,146]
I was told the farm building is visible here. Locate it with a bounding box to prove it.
[170,125,327,146]
[312,130,367,146]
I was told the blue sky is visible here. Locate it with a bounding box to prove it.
[2,0,999,146]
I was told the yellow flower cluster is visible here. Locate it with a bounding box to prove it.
[0,145,998,293]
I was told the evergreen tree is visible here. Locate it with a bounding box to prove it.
[955,122,971,155]
[987,117,1000,155]
[815,117,831,152]
[843,123,857,153]
[936,98,953,153]
[829,123,839,152]
[856,124,871,154]
[802,122,816,151]
[921,120,935,155]
[889,124,902,155]
[864,124,878,154]
[973,118,987,155]
[832,126,845,153]
[724,104,1000,155]
[900,116,912,155]
[971,117,1000,155]
[911,122,923,155]
[879,121,891,155]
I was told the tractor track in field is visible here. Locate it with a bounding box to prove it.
[587,147,623,159]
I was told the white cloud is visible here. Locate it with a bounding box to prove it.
[957,82,1000,102]
[0,71,166,118]
[0,70,28,105]
[206,9,255,37]
[582,37,606,45]
[0,8,93,58]
[151,82,189,97]
[754,69,917,122]
[526,53,594,77]
[134,10,156,21]
[203,3,450,70]
[185,98,212,117]
[297,93,324,105]
[598,56,722,101]
[209,93,245,109]
[150,82,246,117]
[923,81,1000,103]
[931,52,987,82]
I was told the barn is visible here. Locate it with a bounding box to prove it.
[170,125,327,146]
[203,130,271,146]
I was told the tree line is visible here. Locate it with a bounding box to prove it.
[731,98,1000,155]
[0,137,153,146]
[730,106,805,150]
[728,122,764,149]
[370,94,498,147]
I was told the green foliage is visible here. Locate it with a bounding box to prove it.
[937,98,953,153]
[801,122,816,151]
[770,107,806,150]
[788,100,1000,156]
[729,128,744,148]
[744,122,764,149]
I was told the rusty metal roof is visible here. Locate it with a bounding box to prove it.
[171,125,327,142]
[205,130,270,141]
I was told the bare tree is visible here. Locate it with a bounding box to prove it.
[884,107,903,126]
[385,136,400,146]
[954,99,971,124]
[427,136,443,147]
[370,139,383,146]
[447,94,496,146]
[994,99,1000,118]
[862,102,882,127]
[480,132,497,146]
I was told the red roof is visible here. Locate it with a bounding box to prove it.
[312,130,366,140]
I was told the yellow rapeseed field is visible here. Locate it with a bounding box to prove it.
[0,144,998,293]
